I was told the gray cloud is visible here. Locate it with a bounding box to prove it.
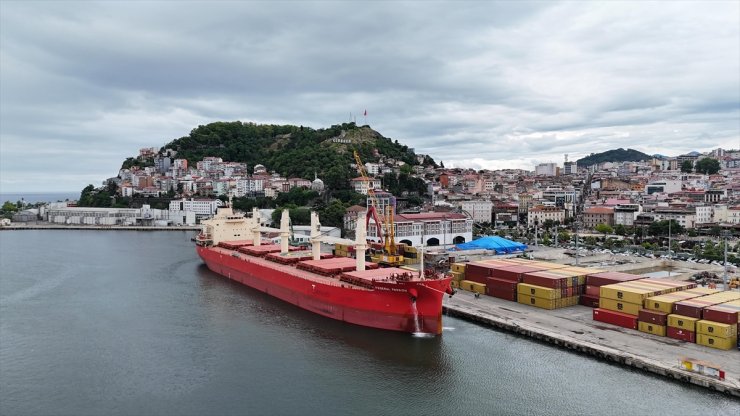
[1,1,738,192]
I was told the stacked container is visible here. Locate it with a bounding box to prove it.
[459,280,486,295]
[449,262,466,289]
[582,271,644,307]
[642,288,718,341]
[701,300,740,351]
[594,279,697,329]
[517,269,583,310]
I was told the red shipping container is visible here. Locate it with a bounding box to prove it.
[702,304,740,325]
[638,309,668,326]
[484,277,518,292]
[667,326,696,343]
[464,274,488,285]
[580,295,600,308]
[491,265,541,282]
[672,302,704,319]
[586,271,643,287]
[585,285,600,296]
[593,308,638,329]
[490,289,517,301]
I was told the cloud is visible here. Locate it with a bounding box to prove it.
[0,1,738,192]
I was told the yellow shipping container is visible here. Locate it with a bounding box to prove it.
[696,320,738,338]
[404,246,417,254]
[450,280,459,289]
[517,283,561,300]
[600,280,694,304]
[599,298,641,316]
[517,294,556,310]
[697,333,738,350]
[667,314,699,331]
[460,280,486,294]
[451,263,466,273]
[450,271,465,281]
[638,321,667,336]
[644,288,719,313]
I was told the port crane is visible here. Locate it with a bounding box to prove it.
[353,150,404,266]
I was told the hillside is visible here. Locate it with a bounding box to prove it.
[576,148,651,166]
[138,121,436,190]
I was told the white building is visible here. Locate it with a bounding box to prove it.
[694,205,713,225]
[459,200,493,223]
[169,198,222,219]
[46,205,166,226]
[535,163,557,176]
[645,179,681,195]
[367,212,473,247]
[613,204,641,226]
[352,177,382,195]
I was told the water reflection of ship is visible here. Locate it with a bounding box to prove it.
[195,263,452,375]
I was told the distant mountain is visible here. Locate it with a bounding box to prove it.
[576,148,652,167]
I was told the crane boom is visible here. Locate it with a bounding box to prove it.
[352,150,402,266]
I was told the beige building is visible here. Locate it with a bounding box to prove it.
[582,207,615,229]
[527,206,565,227]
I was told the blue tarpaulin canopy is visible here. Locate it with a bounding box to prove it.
[455,236,528,253]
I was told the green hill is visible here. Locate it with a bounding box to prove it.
[576,148,651,166]
[155,121,435,190]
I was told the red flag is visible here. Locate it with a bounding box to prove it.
[363,109,367,116]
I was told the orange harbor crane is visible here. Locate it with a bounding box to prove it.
[353,150,404,266]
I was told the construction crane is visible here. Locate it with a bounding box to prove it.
[353,150,403,266]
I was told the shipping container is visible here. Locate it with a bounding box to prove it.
[700,300,740,325]
[593,308,638,329]
[673,291,740,319]
[484,277,518,293]
[643,288,719,314]
[517,283,561,300]
[490,289,518,302]
[580,294,600,308]
[638,321,667,336]
[451,263,467,273]
[586,271,644,287]
[600,279,696,305]
[599,298,641,316]
[460,280,486,294]
[668,314,699,331]
[667,327,696,343]
[697,333,738,350]
[696,320,738,338]
[638,309,668,326]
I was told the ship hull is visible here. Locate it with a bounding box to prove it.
[197,246,450,334]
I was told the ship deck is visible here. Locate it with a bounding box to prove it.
[211,247,378,290]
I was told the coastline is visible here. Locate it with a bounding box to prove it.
[0,223,200,231]
[443,291,740,398]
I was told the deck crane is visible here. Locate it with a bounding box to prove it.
[353,150,404,266]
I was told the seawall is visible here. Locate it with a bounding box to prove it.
[443,292,740,398]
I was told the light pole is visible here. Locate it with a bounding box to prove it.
[575,220,580,266]
[723,230,729,291]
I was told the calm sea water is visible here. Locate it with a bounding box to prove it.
[1,230,738,416]
[0,192,79,204]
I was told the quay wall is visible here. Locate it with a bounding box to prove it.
[443,304,740,398]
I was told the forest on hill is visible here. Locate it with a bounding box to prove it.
[576,148,652,166]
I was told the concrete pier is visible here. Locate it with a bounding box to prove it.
[0,224,200,231]
[443,291,740,397]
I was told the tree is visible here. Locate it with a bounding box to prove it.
[2,201,18,213]
[680,160,694,173]
[613,224,627,236]
[594,223,614,234]
[694,158,721,175]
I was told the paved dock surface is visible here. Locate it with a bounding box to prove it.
[444,291,740,397]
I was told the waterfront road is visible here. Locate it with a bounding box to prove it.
[444,291,740,396]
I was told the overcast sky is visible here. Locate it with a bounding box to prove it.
[1,1,738,192]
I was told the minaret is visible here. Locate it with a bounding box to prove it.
[280,209,290,254]
[355,212,368,271]
[252,207,261,246]
[311,211,321,260]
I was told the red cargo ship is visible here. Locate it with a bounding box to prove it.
[195,205,453,334]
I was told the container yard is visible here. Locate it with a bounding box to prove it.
[442,257,740,397]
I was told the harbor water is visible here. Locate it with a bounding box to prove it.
[1,230,738,415]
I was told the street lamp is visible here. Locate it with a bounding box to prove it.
[723,230,730,291]
[574,220,581,266]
